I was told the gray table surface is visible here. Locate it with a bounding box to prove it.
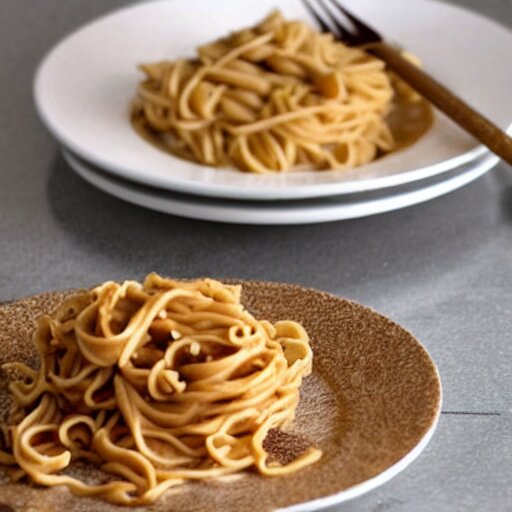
[1,0,511,511]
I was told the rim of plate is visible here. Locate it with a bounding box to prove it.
[63,149,498,225]
[279,366,443,511]
[35,0,512,201]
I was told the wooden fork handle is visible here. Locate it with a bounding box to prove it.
[368,42,512,165]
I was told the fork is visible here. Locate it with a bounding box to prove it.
[303,0,512,165]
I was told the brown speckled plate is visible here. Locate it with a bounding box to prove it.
[0,281,441,512]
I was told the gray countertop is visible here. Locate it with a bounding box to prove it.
[1,1,511,511]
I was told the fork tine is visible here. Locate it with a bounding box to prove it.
[328,0,381,42]
[301,0,334,35]
[302,0,358,45]
[316,0,359,44]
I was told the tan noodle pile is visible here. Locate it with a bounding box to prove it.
[132,10,403,172]
[0,274,320,505]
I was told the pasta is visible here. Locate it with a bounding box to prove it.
[0,274,320,505]
[132,10,414,173]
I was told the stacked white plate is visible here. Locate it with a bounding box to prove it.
[35,0,512,224]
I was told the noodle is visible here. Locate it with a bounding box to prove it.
[0,274,320,505]
[131,10,414,173]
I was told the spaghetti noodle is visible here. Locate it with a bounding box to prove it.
[0,274,320,505]
[132,10,408,173]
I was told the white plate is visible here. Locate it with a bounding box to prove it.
[35,0,512,200]
[63,148,498,225]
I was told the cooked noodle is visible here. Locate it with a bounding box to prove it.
[132,10,414,173]
[0,274,320,505]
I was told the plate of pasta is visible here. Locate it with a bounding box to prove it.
[34,0,512,201]
[0,275,441,511]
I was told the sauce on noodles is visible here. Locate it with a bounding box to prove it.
[132,89,433,167]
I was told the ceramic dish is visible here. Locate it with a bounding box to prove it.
[0,281,441,511]
[34,0,512,200]
[63,149,498,224]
